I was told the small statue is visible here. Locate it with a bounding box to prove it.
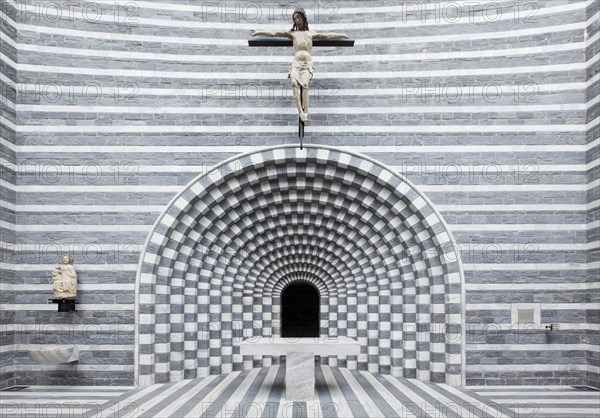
[52,255,77,299]
[250,8,348,122]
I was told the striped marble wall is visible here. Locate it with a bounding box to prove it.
[0,0,18,390]
[0,0,598,387]
[585,0,599,389]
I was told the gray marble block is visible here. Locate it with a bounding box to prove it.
[285,351,315,401]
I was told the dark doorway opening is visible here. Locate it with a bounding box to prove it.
[281,283,320,338]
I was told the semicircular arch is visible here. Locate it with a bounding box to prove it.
[135,145,465,386]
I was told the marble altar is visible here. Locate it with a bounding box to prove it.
[240,336,360,400]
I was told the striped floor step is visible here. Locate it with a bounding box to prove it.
[469,385,600,417]
[0,385,132,417]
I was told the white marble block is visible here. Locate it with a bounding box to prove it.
[28,345,79,365]
[286,351,315,401]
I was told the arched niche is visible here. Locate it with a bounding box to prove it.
[134,145,466,386]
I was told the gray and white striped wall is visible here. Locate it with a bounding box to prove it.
[0,0,598,388]
[0,0,18,390]
[585,0,599,389]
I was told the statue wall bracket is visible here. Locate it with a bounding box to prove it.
[48,297,78,312]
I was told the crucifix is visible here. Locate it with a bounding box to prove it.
[249,8,354,148]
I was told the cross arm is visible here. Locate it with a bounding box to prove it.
[248,38,355,47]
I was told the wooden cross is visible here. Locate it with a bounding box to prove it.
[249,38,355,149]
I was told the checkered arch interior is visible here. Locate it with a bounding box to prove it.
[136,146,465,386]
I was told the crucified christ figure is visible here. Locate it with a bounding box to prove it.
[250,8,348,122]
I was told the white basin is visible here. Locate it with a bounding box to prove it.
[27,345,79,364]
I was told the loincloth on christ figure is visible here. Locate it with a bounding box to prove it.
[288,50,314,90]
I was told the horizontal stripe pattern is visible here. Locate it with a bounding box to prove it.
[5,1,593,29]
[2,0,598,388]
[470,385,600,417]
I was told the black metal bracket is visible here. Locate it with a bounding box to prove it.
[299,85,305,148]
[48,298,78,312]
[299,118,304,146]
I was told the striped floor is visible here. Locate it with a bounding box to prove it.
[0,385,132,417]
[469,385,600,418]
[1,367,598,417]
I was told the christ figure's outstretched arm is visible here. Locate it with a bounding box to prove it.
[313,32,349,40]
[250,30,292,39]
